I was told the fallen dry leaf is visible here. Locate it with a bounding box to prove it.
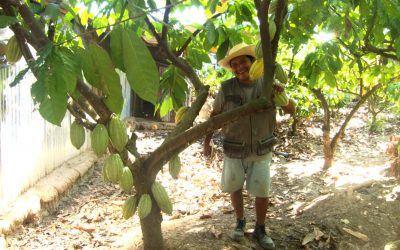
[342,227,369,241]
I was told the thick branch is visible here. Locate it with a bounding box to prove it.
[145,98,272,179]
[76,80,112,123]
[161,0,171,40]
[11,0,48,48]
[362,44,398,61]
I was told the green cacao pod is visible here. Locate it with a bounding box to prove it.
[249,59,264,81]
[273,90,289,107]
[175,106,189,124]
[70,120,85,150]
[168,155,181,179]
[151,182,173,215]
[275,63,288,84]
[122,196,138,219]
[119,167,134,193]
[91,124,109,157]
[108,116,128,152]
[103,153,124,184]
[137,194,152,219]
[5,36,22,64]
[269,21,277,41]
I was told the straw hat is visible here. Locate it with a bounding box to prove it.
[218,43,256,71]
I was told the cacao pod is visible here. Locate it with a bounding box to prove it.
[70,120,85,150]
[273,90,289,107]
[91,124,109,157]
[119,166,134,193]
[168,155,181,179]
[175,106,189,124]
[151,182,173,215]
[137,194,152,219]
[122,195,138,219]
[249,59,264,81]
[275,63,288,84]
[269,20,277,41]
[5,36,22,64]
[281,98,296,115]
[103,153,124,184]
[108,116,128,152]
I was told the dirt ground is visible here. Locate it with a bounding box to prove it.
[4,109,400,250]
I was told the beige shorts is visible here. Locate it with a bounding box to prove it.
[220,153,272,198]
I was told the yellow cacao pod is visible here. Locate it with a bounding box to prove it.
[275,63,288,84]
[249,59,264,81]
[168,155,181,179]
[5,36,22,64]
[108,116,128,152]
[138,194,152,219]
[70,120,85,150]
[151,182,173,215]
[103,153,124,184]
[119,167,134,193]
[91,124,109,157]
[122,196,137,219]
[175,106,189,124]
[273,90,289,107]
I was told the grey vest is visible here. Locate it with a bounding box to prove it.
[221,78,277,159]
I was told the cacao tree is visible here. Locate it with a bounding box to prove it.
[0,0,288,248]
[1,0,399,248]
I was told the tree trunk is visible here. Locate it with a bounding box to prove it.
[140,203,164,249]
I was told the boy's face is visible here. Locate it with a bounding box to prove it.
[230,55,253,83]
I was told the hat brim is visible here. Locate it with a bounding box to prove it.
[218,45,256,71]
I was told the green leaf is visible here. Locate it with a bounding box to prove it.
[324,70,336,88]
[39,92,68,126]
[45,3,60,21]
[82,44,123,114]
[147,0,157,9]
[159,95,173,118]
[204,21,217,45]
[0,16,18,28]
[122,30,159,105]
[110,27,125,71]
[216,39,230,61]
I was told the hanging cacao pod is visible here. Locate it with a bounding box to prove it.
[108,116,128,152]
[91,124,109,157]
[151,182,173,215]
[175,106,189,124]
[168,155,181,179]
[122,196,138,219]
[103,153,124,184]
[273,90,289,107]
[249,59,264,81]
[119,167,134,193]
[137,194,152,219]
[269,21,277,41]
[70,120,85,150]
[5,36,22,64]
[275,63,288,84]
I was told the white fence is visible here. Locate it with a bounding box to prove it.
[0,64,132,212]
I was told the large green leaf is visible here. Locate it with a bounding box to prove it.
[31,46,81,125]
[204,21,217,45]
[216,39,230,61]
[82,44,123,114]
[122,30,159,105]
[0,16,18,28]
[110,27,125,71]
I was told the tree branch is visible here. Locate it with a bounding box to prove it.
[145,98,273,179]
[176,12,223,56]
[161,0,172,40]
